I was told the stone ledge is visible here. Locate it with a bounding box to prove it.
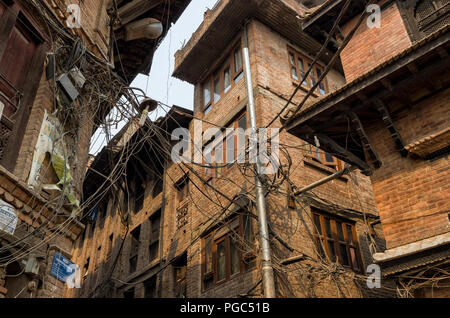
[373,232,450,263]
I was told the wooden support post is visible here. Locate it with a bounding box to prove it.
[346,111,382,168]
[314,133,373,175]
[373,99,408,157]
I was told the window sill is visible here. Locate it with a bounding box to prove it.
[303,157,348,181]
[201,266,257,293]
[122,259,161,285]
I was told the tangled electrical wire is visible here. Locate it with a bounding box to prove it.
[1,0,429,299]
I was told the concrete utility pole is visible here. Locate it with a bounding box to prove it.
[242,23,276,298]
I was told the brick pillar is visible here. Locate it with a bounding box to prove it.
[0,267,7,298]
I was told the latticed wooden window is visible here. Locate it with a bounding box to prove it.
[312,210,362,272]
[415,0,450,35]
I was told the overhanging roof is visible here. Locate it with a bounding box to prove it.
[283,25,450,171]
[84,106,193,199]
[173,0,339,84]
[114,0,191,82]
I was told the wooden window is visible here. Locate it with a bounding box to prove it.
[303,141,344,171]
[149,210,161,262]
[224,66,231,93]
[0,17,38,119]
[201,212,256,291]
[287,47,328,96]
[213,74,221,104]
[312,210,362,272]
[134,180,145,213]
[173,254,187,298]
[203,111,247,181]
[233,46,243,81]
[415,0,450,35]
[201,40,244,114]
[175,175,189,204]
[287,184,296,209]
[129,226,141,273]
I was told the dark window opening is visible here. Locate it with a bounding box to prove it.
[129,226,141,274]
[124,288,135,299]
[175,175,189,204]
[144,276,157,298]
[152,177,163,198]
[174,253,187,298]
[203,111,248,182]
[134,180,145,213]
[149,211,161,263]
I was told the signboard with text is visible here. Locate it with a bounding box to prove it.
[50,252,77,283]
[0,200,17,235]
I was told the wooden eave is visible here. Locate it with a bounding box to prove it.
[285,25,450,171]
[114,0,191,82]
[172,0,339,84]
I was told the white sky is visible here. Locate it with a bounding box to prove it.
[90,0,219,155]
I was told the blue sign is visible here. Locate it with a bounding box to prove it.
[50,252,76,282]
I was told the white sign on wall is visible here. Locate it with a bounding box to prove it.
[0,200,18,235]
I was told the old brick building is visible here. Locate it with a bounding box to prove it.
[285,0,450,297]
[76,0,398,298]
[0,0,189,298]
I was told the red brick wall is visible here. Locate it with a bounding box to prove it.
[76,13,397,299]
[340,1,412,82]
[368,88,450,249]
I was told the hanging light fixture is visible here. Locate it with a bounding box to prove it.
[124,18,164,41]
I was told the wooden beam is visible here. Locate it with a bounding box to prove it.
[285,38,450,131]
[346,111,382,168]
[381,78,412,104]
[301,0,345,31]
[373,99,408,157]
[314,133,373,175]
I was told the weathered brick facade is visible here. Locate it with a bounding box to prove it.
[340,0,412,82]
[286,0,450,297]
[0,0,189,298]
[75,0,396,298]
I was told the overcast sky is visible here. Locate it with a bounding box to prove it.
[90,0,218,155]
